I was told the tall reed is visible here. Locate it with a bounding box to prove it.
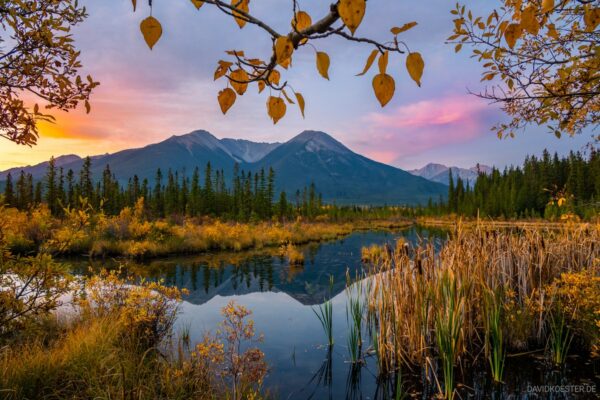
[434,270,464,400]
[346,270,365,362]
[483,287,505,383]
[313,275,335,346]
[548,309,573,366]
[361,222,599,395]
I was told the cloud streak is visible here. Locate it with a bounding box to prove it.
[348,95,501,165]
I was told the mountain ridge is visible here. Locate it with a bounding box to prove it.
[410,162,492,186]
[0,130,447,205]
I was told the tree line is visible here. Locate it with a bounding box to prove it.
[415,149,600,219]
[2,157,325,221]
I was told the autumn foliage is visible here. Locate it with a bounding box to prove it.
[133,0,425,123]
[451,0,600,138]
[0,0,98,145]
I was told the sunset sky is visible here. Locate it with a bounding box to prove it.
[0,0,594,171]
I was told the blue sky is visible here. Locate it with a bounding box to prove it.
[0,0,594,170]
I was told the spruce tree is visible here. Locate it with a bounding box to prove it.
[4,173,14,206]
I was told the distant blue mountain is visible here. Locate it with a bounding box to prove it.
[410,163,492,186]
[0,130,447,205]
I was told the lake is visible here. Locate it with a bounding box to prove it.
[67,226,598,399]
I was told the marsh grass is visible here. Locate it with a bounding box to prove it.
[362,222,599,396]
[434,271,464,400]
[548,309,573,366]
[313,276,335,347]
[2,203,412,259]
[483,287,505,383]
[346,271,365,363]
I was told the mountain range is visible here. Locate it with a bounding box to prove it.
[409,163,492,186]
[0,130,447,205]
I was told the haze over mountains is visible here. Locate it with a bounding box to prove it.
[0,130,447,205]
[410,163,492,186]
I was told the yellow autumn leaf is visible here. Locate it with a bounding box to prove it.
[372,74,395,107]
[275,36,294,68]
[356,49,379,76]
[541,0,554,13]
[140,16,162,50]
[214,61,232,81]
[295,92,305,118]
[225,50,245,57]
[257,80,266,93]
[584,7,600,32]
[520,5,539,35]
[557,197,566,207]
[218,88,236,114]
[391,22,417,35]
[279,57,292,69]
[232,0,249,29]
[316,51,330,80]
[292,11,312,44]
[547,23,559,39]
[268,70,280,85]
[267,96,286,124]
[504,23,522,49]
[406,52,424,87]
[229,69,249,95]
[282,89,295,104]
[191,0,204,10]
[338,0,366,35]
[378,51,389,75]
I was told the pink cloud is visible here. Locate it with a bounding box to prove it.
[364,96,489,130]
[344,95,499,166]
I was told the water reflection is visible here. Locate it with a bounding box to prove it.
[71,227,447,306]
[64,226,598,399]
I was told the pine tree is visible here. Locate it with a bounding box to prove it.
[448,169,455,213]
[278,191,288,220]
[190,167,201,216]
[45,157,58,215]
[4,173,14,206]
[79,156,93,203]
[153,168,164,217]
[204,162,213,214]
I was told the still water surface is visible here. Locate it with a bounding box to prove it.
[69,226,598,399]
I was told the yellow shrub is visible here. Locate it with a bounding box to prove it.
[547,268,600,352]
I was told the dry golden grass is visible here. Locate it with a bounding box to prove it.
[0,204,413,259]
[363,222,600,380]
